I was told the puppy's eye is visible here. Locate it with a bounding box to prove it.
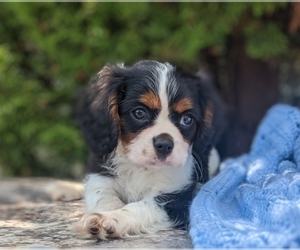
[180,114,194,127]
[132,108,147,121]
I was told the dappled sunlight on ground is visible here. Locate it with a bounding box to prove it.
[0,178,192,248]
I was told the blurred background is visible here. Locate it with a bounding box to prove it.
[1,2,300,179]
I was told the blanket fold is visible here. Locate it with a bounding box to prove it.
[190,104,300,248]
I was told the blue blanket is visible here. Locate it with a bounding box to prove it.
[190,104,300,248]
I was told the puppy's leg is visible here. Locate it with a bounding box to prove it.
[73,174,125,239]
[83,174,125,212]
[74,174,171,239]
[45,180,84,201]
[75,198,172,240]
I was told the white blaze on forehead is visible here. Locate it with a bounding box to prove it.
[158,65,169,120]
[156,63,177,123]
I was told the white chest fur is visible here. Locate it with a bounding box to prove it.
[113,154,194,203]
[84,153,195,213]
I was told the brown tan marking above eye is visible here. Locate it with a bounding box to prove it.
[172,98,193,113]
[140,92,161,110]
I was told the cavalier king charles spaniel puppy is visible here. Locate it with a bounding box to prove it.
[73,60,226,240]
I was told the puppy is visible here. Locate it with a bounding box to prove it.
[73,60,226,240]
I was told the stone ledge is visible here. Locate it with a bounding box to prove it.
[0,178,193,248]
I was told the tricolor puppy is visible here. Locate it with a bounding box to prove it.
[74,60,225,239]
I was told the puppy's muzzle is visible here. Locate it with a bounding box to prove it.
[153,133,174,160]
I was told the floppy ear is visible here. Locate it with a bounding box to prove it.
[203,101,213,128]
[76,65,125,158]
[192,77,227,182]
[198,77,227,146]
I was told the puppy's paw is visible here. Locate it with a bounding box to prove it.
[73,213,120,240]
[45,180,84,201]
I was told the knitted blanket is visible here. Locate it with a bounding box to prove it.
[190,104,300,248]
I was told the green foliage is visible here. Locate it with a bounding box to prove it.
[0,2,293,177]
[245,22,289,60]
[0,44,86,177]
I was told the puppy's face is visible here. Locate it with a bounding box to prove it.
[107,61,209,168]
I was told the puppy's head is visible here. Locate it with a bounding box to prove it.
[78,60,213,169]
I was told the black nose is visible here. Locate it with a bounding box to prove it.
[153,133,174,159]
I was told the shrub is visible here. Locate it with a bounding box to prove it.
[0,2,293,178]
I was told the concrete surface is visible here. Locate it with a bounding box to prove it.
[0,178,193,248]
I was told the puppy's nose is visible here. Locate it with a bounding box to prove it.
[153,133,174,159]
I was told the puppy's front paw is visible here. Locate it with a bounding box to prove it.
[45,180,84,201]
[73,213,119,240]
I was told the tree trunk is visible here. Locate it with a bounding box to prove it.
[217,36,280,158]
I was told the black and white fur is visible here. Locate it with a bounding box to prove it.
[73,60,225,239]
